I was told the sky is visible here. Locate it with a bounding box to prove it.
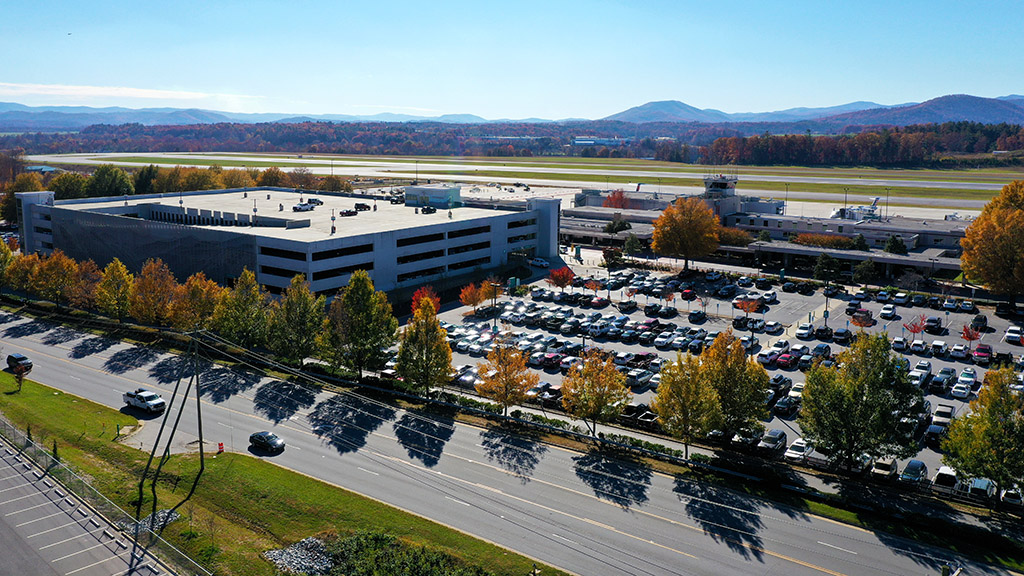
[2,0,1022,120]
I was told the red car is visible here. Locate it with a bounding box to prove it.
[973,344,992,365]
[680,289,696,301]
[776,353,797,369]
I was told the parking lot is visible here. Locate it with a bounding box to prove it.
[0,437,165,576]
[435,264,1024,500]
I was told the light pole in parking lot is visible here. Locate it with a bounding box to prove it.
[783,183,789,215]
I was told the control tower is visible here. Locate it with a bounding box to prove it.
[701,173,740,218]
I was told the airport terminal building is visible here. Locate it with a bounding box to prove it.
[16,187,560,296]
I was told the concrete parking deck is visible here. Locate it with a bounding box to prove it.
[0,437,168,576]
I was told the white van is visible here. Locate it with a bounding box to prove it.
[930,466,960,496]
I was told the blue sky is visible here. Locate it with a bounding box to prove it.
[2,0,1021,119]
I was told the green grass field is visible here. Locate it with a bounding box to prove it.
[0,375,567,576]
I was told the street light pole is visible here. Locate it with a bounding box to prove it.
[784,183,789,215]
[885,187,890,221]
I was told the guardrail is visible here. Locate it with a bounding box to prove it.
[0,413,211,576]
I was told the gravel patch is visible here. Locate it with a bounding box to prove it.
[263,537,334,575]
[117,509,181,533]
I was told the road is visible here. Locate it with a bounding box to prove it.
[0,311,1013,576]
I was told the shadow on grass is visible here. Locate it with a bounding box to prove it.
[69,335,119,359]
[393,411,456,467]
[104,346,160,374]
[201,366,263,404]
[253,380,319,424]
[4,319,54,339]
[479,425,548,482]
[309,394,397,455]
[41,325,81,346]
[573,449,652,508]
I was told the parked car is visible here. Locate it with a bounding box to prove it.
[898,459,929,487]
[870,458,899,482]
[833,329,852,345]
[1006,325,1023,344]
[764,321,783,334]
[757,429,788,457]
[973,343,993,364]
[795,323,814,340]
[784,438,813,464]
[688,309,706,323]
[949,344,969,360]
[815,326,834,340]
[880,304,897,319]
[891,337,908,352]
[773,395,800,417]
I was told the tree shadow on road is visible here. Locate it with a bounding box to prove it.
[253,380,319,424]
[4,319,54,339]
[69,335,118,359]
[479,425,548,482]
[41,326,80,346]
[393,411,455,467]
[573,449,652,508]
[674,476,765,562]
[104,345,160,374]
[308,394,397,455]
[200,366,262,403]
[0,312,20,325]
[147,355,212,385]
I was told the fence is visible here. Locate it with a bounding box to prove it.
[0,412,211,576]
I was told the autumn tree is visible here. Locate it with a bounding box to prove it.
[323,270,398,377]
[560,349,631,435]
[651,197,721,270]
[459,283,483,312]
[396,297,451,394]
[701,331,767,432]
[85,165,134,197]
[960,324,981,351]
[257,166,290,187]
[961,180,1024,298]
[212,268,268,348]
[320,175,345,192]
[942,368,1024,496]
[289,167,315,189]
[131,258,178,325]
[475,336,538,415]
[411,285,441,315]
[31,250,78,308]
[266,275,326,365]
[652,353,721,458]
[220,169,256,189]
[181,166,222,191]
[49,172,88,199]
[9,172,43,193]
[169,272,224,331]
[602,189,630,210]
[95,258,134,321]
[7,253,40,293]
[584,279,601,295]
[479,277,503,304]
[735,297,760,321]
[546,267,575,292]
[799,332,922,470]
[0,239,13,294]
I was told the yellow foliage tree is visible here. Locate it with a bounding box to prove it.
[131,258,178,325]
[652,353,721,458]
[475,337,539,415]
[961,180,1024,297]
[651,196,721,270]
[30,249,79,308]
[221,169,256,189]
[70,259,102,309]
[561,350,631,435]
[699,330,768,433]
[169,272,225,331]
[96,258,134,321]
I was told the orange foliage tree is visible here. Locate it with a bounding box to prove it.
[602,190,631,210]
[411,285,441,315]
[459,282,483,312]
[960,325,981,351]
[131,258,178,325]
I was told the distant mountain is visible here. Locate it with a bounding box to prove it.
[820,94,1024,126]
[603,100,732,123]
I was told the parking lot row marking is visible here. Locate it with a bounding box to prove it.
[40,526,106,550]
[26,519,82,536]
[19,509,72,528]
[5,501,52,516]
[52,539,113,562]
[2,492,43,505]
[0,481,33,494]
[64,549,133,575]
[0,472,28,481]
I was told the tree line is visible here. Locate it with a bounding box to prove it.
[703,122,1024,167]
[0,160,353,224]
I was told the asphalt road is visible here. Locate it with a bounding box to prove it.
[0,311,1015,576]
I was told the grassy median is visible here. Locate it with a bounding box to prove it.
[0,375,567,576]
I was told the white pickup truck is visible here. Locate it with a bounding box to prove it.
[123,388,166,413]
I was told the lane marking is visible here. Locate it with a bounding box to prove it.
[40,527,106,550]
[357,467,379,476]
[1,493,41,505]
[818,541,858,555]
[51,539,109,561]
[0,482,33,494]
[445,496,471,507]
[20,511,70,528]
[217,422,233,429]
[552,533,577,545]
[27,519,81,537]
[64,550,132,575]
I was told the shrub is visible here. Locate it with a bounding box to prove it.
[791,233,857,250]
[718,227,753,246]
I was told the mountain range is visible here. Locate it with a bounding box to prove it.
[1,94,1023,132]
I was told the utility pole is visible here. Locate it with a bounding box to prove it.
[885,187,890,220]
[784,182,789,215]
